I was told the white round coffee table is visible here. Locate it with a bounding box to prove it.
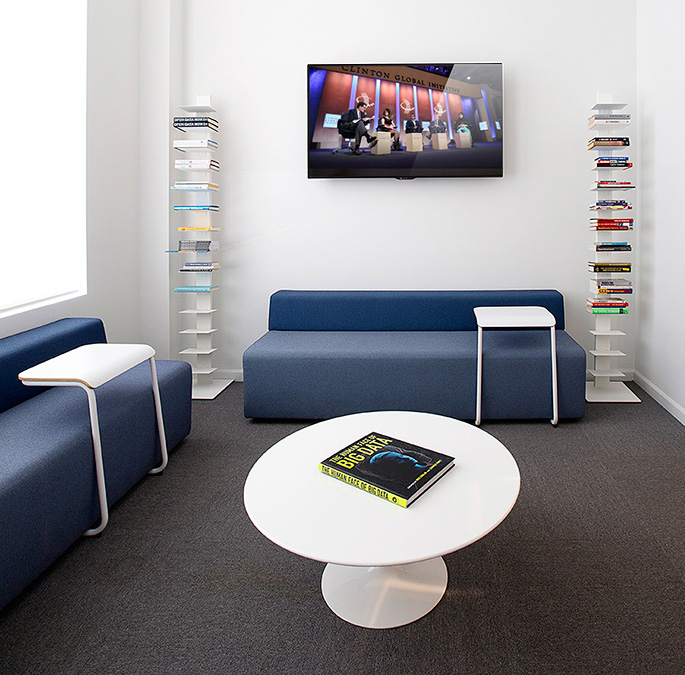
[243,411,520,629]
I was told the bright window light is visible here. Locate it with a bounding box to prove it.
[0,2,87,317]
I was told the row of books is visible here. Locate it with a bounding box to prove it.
[173,116,218,132]
[178,240,219,252]
[171,181,219,191]
[175,159,220,171]
[588,136,630,149]
[588,113,631,127]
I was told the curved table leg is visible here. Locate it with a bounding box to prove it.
[321,557,448,629]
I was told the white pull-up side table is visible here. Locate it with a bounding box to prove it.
[474,306,558,427]
[18,343,168,536]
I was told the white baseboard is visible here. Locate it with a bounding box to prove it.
[223,369,244,383]
[633,370,685,426]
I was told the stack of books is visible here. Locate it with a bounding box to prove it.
[594,156,632,169]
[588,136,630,149]
[171,181,219,191]
[588,113,631,127]
[178,240,219,252]
[590,218,633,230]
[180,262,221,272]
[590,199,632,210]
[590,278,632,294]
[173,116,219,132]
[592,241,631,252]
[595,181,635,190]
[175,159,220,172]
[586,297,629,314]
[588,261,632,273]
[173,138,218,151]
[173,205,219,212]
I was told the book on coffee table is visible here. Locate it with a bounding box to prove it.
[319,432,455,507]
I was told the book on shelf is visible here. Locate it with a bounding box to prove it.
[177,226,220,231]
[173,139,218,150]
[594,157,632,168]
[178,240,219,252]
[171,181,219,191]
[174,286,219,293]
[590,283,633,294]
[175,159,220,170]
[593,243,632,251]
[586,297,629,308]
[173,116,219,131]
[180,263,221,272]
[586,306,629,314]
[595,181,635,189]
[587,137,630,149]
[588,114,631,126]
[588,262,632,273]
[173,205,219,211]
[318,432,455,508]
[590,200,632,210]
[590,217,633,223]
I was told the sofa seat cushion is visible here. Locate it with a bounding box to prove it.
[0,359,191,609]
[243,329,585,420]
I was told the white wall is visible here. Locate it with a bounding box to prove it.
[635,1,685,423]
[178,0,638,381]
[0,1,142,344]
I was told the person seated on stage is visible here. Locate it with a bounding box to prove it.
[405,112,429,144]
[347,101,377,154]
[453,111,471,133]
[428,117,447,138]
[378,108,403,150]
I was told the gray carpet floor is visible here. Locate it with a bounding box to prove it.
[0,383,683,675]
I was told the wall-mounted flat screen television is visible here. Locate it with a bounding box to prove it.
[307,63,503,179]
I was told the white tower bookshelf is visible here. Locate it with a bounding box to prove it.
[586,94,640,403]
[170,95,232,400]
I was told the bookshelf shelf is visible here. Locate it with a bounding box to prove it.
[170,95,232,400]
[585,95,640,404]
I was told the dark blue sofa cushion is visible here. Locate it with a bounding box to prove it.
[243,329,585,420]
[0,318,107,414]
[268,289,566,332]
[0,359,191,610]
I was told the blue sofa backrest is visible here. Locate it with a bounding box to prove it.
[268,290,566,332]
[0,318,107,414]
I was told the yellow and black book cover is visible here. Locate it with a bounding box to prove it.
[319,432,455,507]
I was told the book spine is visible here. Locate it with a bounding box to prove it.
[318,464,409,507]
[586,307,629,314]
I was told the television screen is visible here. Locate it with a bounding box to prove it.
[307,63,503,179]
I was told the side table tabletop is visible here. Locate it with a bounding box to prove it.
[19,343,168,535]
[474,306,558,426]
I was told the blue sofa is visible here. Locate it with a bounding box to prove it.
[0,318,192,610]
[243,289,586,420]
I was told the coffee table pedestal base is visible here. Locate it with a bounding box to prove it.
[321,557,448,629]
